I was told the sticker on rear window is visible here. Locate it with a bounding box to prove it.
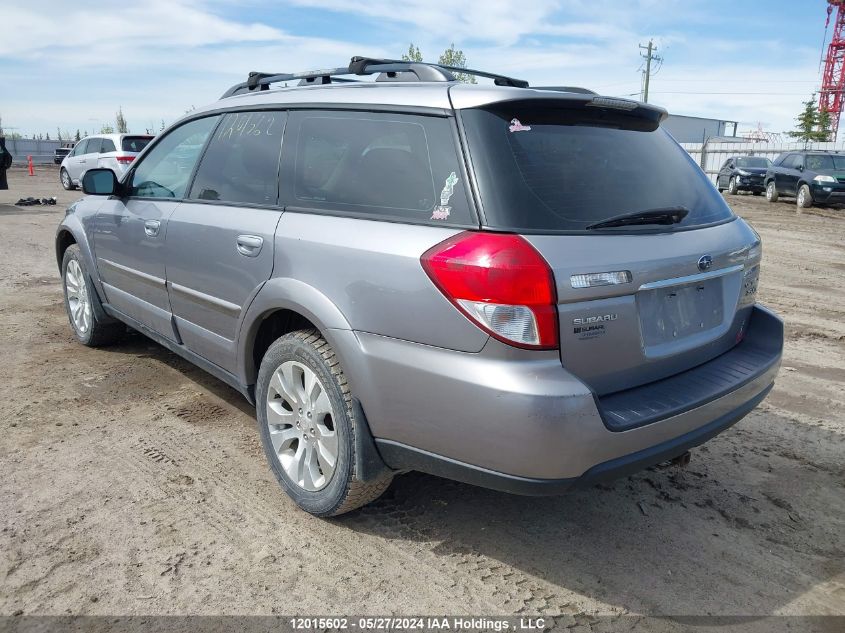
[432,172,459,219]
[509,118,531,133]
[431,206,451,220]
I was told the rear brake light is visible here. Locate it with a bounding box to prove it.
[421,231,558,350]
[116,155,135,164]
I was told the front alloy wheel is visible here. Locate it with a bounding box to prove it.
[797,184,813,210]
[65,259,91,335]
[728,176,738,195]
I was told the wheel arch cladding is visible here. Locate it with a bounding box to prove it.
[237,277,355,386]
[55,228,77,270]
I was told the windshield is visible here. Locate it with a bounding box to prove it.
[804,154,845,170]
[461,105,733,232]
[122,136,153,153]
[736,157,769,169]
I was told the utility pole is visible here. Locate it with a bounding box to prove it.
[639,39,663,102]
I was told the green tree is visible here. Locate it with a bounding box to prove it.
[401,43,424,62]
[99,123,115,134]
[788,94,830,142]
[818,108,833,141]
[75,129,81,141]
[438,43,477,84]
[115,106,128,133]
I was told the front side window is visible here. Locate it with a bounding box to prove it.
[282,110,474,225]
[70,139,88,156]
[129,116,219,199]
[804,154,845,170]
[189,111,285,206]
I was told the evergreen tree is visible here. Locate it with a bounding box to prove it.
[401,43,423,62]
[788,95,831,142]
[115,107,129,133]
[438,43,477,84]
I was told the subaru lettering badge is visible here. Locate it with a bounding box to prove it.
[698,255,713,271]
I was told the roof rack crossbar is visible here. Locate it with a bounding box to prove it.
[220,56,531,99]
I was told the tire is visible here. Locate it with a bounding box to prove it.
[60,168,75,191]
[256,329,393,516]
[766,181,779,203]
[797,184,813,209]
[728,176,738,195]
[61,245,124,346]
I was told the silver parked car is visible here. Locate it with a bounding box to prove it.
[55,58,783,516]
[60,133,153,190]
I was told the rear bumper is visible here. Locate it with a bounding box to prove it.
[339,304,782,488]
[376,382,772,495]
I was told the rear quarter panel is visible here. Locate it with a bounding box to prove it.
[271,212,489,353]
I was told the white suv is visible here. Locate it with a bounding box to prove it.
[60,134,153,190]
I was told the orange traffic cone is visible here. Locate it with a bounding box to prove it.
[27,155,34,176]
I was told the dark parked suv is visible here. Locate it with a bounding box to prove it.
[716,155,770,195]
[765,150,845,208]
[55,58,783,516]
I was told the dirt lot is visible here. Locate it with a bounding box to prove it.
[1,166,843,620]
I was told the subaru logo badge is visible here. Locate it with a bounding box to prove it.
[698,255,713,271]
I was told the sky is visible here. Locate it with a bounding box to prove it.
[0,0,835,138]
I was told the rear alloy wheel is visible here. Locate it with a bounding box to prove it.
[797,184,813,210]
[256,329,392,516]
[60,168,75,191]
[766,181,779,203]
[728,176,738,195]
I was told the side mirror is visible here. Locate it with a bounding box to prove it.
[82,168,120,196]
[797,164,804,172]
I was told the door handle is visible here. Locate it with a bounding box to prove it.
[236,235,263,257]
[144,219,161,237]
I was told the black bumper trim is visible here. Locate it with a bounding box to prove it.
[597,305,783,432]
[376,382,772,496]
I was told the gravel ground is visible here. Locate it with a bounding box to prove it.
[0,166,843,620]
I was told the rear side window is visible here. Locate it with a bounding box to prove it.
[122,136,152,153]
[189,111,285,206]
[282,110,474,225]
[461,105,734,232]
[100,138,116,153]
[86,138,102,154]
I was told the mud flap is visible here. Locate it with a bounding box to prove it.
[352,398,394,482]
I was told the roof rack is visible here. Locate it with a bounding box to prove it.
[220,56,530,98]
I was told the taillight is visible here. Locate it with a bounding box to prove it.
[421,231,558,350]
[116,155,135,164]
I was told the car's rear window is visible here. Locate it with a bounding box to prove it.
[461,105,734,232]
[122,136,153,153]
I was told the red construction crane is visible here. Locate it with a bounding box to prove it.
[820,0,845,140]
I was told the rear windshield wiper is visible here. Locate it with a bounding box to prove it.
[586,206,689,230]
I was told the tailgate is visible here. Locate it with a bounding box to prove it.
[525,219,761,395]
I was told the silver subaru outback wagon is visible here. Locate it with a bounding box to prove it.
[56,57,783,516]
